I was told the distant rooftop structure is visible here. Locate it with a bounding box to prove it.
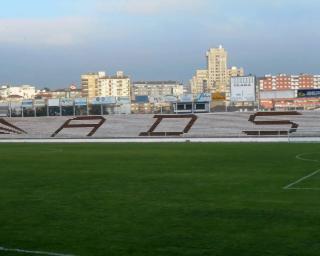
[133,81,183,85]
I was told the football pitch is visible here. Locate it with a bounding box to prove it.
[1,143,320,256]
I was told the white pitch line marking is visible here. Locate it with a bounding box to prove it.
[283,169,320,190]
[0,246,76,256]
[284,153,320,190]
[285,187,320,191]
[296,152,320,162]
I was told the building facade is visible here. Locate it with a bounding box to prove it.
[132,81,184,97]
[81,72,106,98]
[206,45,228,93]
[259,74,320,110]
[98,71,131,97]
[190,46,244,95]
[81,71,131,98]
[0,85,36,100]
[228,66,245,78]
[259,74,320,91]
[35,88,82,99]
[190,70,209,94]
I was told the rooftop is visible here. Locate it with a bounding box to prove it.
[133,81,183,85]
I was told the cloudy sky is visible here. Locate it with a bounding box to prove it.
[0,0,319,88]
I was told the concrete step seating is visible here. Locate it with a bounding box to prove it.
[0,111,320,139]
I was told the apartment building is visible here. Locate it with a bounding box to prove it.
[81,71,131,98]
[190,46,244,95]
[206,45,228,93]
[259,74,320,91]
[259,74,320,110]
[98,71,131,97]
[81,72,106,98]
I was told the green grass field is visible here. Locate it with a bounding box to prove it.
[1,143,320,256]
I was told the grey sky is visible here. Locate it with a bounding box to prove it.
[0,0,319,88]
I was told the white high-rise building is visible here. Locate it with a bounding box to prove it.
[98,71,131,97]
[81,71,131,98]
[206,45,228,93]
[190,46,245,95]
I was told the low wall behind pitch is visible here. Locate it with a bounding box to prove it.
[1,111,320,139]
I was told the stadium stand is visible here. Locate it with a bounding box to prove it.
[0,118,27,135]
[243,111,301,135]
[51,116,106,137]
[1,111,320,139]
[139,114,197,136]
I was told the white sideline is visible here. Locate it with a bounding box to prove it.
[0,246,76,256]
[284,187,320,191]
[1,136,320,143]
[284,152,320,190]
[0,137,299,143]
[283,169,320,190]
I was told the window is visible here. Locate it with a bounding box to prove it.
[196,103,205,110]
[186,104,192,110]
[177,104,185,110]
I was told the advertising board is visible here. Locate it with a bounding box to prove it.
[297,89,320,98]
[48,99,60,107]
[74,98,87,106]
[34,99,46,107]
[196,93,211,102]
[91,97,116,105]
[230,76,256,102]
[163,95,178,102]
[260,90,295,99]
[117,97,131,104]
[60,99,74,107]
[22,99,33,108]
